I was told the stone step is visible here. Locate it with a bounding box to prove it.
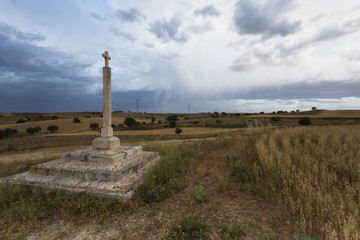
[30,151,159,182]
[61,146,142,164]
[0,154,160,201]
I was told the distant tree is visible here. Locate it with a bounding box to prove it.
[47,125,58,133]
[312,107,317,111]
[16,118,26,124]
[158,120,163,124]
[124,117,137,127]
[151,117,156,123]
[169,120,177,128]
[0,128,18,139]
[166,115,178,122]
[296,109,300,112]
[111,124,117,128]
[191,121,200,125]
[235,113,241,116]
[89,123,99,130]
[213,112,219,115]
[271,117,281,122]
[272,111,276,114]
[117,123,124,128]
[51,115,58,119]
[259,111,264,114]
[175,128,182,135]
[73,118,80,123]
[27,127,41,135]
[299,117,312,126]
[221,112,227,115]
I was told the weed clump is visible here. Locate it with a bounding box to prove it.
[170,215,207,239]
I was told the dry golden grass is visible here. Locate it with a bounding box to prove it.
[254,125,360,239]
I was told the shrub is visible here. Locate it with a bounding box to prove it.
[271,117,281,122]
[298,117,312,125]
[89,123,99,130]
[0,128,18,139]
[221,112,227,115]
[259,111,264,114]
[151,117,156,123]
[312,107,317,110]
[170,215,207,239]
[124,117,137,127]
[175,128,182,135]
[194,185,208,204]
[47,125,58,133]
[16,118,26,124]
[73,118,80,123]
[111,124,116,128]
[166,115,178,122]
[169,120,176,128]
[231,162,249,181]
[51,115,57,119]
[117,123,124,128]
[26,127,41,135]
[191,121,199,125]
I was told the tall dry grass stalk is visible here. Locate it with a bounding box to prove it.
[254,125,360,239]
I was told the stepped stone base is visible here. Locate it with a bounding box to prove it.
[0,142,160,201]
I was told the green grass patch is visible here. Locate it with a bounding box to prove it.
[170,215,208,239]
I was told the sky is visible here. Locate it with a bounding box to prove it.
[0,0,359,113]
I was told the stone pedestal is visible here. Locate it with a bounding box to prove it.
[92,136,120,151]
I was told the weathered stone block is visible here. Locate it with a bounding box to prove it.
[92,136,120,150]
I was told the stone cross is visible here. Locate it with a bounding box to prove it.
[102,51,111,68]
[101,51,113,138]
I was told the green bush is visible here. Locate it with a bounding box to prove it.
[16,118,26,124]
[51,115,57,119]
[170,215,207,239]
[175,128,182,135]
[298,117,312,125]
[124,117,137,127]
[169,120,176,128]
[26,127,41,135]
[194,185,208,204]
[89,123,99,130]
[0,128,18,139]
[47,125,58,133]
[166,114,178,122]
[231,162,249,181]
[73,118,80,123]
[191,121,199,125]
[271,117,281,122]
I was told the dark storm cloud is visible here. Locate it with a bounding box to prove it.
[149,16,188,43]
[194,5,221,17]
[0,22,91,82]
[0,22,45,42]
[233,0,300,38]
[0,22,98,112]
[115,8,144,22]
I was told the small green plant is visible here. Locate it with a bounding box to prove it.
[298,117,312,125]
[175,128,182,135]
[220,224,246,240]
[73,118,80,123]
[231,162,249,181]
[89,123,99,130]
[47,125,58,133]
[294,235,321,240]
[194,185,208,204]
[170,215,207,239]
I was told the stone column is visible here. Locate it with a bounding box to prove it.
[92,51,120,152]
[101,65,113,138]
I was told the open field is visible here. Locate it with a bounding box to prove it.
[0,111,360,239]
